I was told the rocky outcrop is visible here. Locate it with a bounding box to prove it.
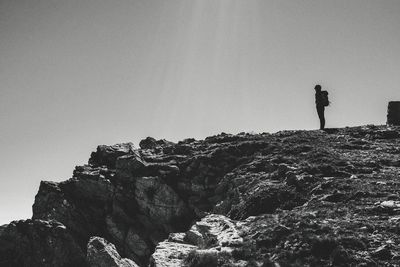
[30,143,195,266]
[1,125,400,266]
[87,236,139,267]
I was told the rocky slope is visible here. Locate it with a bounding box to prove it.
[1,125,400,266]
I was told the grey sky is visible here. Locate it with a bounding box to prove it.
[1,0,400,224]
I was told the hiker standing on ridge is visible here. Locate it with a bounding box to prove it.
[314,84,330,130]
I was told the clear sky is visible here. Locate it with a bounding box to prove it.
[1,0,400,224]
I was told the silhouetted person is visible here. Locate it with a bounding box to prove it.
[315,84,329,129]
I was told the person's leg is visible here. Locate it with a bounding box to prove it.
[321,108,325,129]
[317,106,325,129]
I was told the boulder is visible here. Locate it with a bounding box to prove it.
[87,236,139,267]
[0,220,86,267]
[139,137,158,149]
[150,241,197,267]
[115,153,147,179]
[139,137,174,150]
[150,214,246,267]
[134,176,193,230]
[89,143,136,168]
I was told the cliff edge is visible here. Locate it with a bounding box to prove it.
[1,125,400,266]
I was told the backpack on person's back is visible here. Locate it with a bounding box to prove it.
[321,90,330,106]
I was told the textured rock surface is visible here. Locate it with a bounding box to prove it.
[150,214,245,267]
[1,125,400,266]
[87,236,139,267]
[0,219,86,267]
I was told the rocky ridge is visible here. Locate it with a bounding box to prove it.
[1,125,400,266]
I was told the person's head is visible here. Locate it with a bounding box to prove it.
[314,84,321,92]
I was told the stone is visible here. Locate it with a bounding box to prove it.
[379,200,400,209]
[125,229,150,258]
[0,220,86,267]
[150,214,245,267]
[372,244,393,260]
[115,153,147,179]
[89,143,136,168]
[139,137,158,149]
[139,137,174,150]
[134,176,192,229]
[149,241,197,267]
[87,236,139,267]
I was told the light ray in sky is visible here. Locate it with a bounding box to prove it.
[1,0,400,224]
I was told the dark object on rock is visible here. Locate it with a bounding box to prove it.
[387,101,400,125]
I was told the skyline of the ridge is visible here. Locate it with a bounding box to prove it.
[1,0,400,224]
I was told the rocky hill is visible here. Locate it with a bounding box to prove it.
[1,125,400,266]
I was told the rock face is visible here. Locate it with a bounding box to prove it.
[1,125,400,266]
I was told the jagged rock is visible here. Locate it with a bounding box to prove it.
[68,166,114,201]
[150,241,197,267]
[139,137,158,149]
[150,214,247,266]
[371,244,393,260]
[115,153,147,179]
[87,236,139,267]
[32,181,67,221]
[0,219,86,267]
[32,177,113,249]
[184,214,243,248]
[134,176,192,228]
[124,229,150,259]
[139,137,174,150]
[379,200,400,209]
[89,143,136,168]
